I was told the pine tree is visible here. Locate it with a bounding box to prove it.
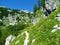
[42,0,45,9]
[34,4,38,17]
[38,0,41,9]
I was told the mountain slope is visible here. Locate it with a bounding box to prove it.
[0,7,33,25]
[10,6,60,45]
[0,7,33,45]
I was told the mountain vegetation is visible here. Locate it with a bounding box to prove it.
[0,7,33,45]
[0,0,60,45]
[10,5,60,45]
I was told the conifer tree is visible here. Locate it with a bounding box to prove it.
[42,0,45,9]
[34,4,38,17]
[38,0,41,9]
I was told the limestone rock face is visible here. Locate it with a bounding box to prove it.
[45,0,59,11]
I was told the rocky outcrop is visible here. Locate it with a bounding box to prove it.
[45,0,59,11]
[31,17,40,25]
[44,0,60,16]
[5,35,15,45]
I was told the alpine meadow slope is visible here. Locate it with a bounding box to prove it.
[10,6,60,45]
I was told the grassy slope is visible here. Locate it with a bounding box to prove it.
[10,6,60,45]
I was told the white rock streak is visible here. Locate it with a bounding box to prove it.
[53,25,58,28]
[5,35,15,45]
[24,31,29,45]
[51,25,60,32]
[57,27,60,30]
[32,39,36,43]
[51,29,57,32]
